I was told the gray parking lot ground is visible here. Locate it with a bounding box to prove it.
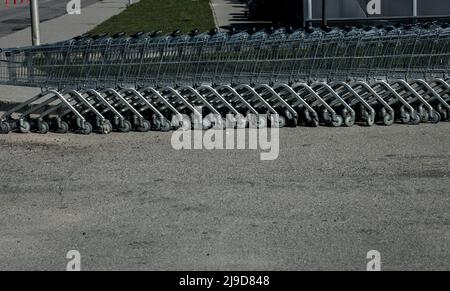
[0,123,449,271]
[0,0,132,48]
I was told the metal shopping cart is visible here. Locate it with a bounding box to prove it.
[1,23,449,134]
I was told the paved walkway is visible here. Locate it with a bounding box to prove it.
[0,0,132,48]
[0,0,102,38]
[0,0,135,103]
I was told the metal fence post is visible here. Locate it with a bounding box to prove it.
[30,0,41,46]
[322,0,327,27]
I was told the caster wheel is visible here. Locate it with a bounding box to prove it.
[365,114,375,127]
[344,115,355,127]
[400,112,411,124]
[420,111,429,123]
[138,120,151,132]
[38,122,49,134]
[81,122,93,135]
[153,118,162,131]
[411,112,421,125]
[0,122,11,134]
[271,115,286,128]
[58,121,69,134]
[212,118,226,130]
[202,118,212,130]
[236,118,248,129]
[286,117,298,127]
[331,115,343,127]
[256,117,267,129]
[119,120,132,133]
[382,113,395,126]
[322,110,332,123]
[101,122,113,134]
[438,109,448,121]
[160,118,172,132]
[19,120,31,134]
[309,116,319,127]
[430,111,441,124]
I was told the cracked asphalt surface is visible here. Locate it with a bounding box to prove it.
[0,124,449,270]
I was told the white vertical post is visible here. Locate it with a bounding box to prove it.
[413,0,418,17]
[308,0,313,21]
[30,0,41,46]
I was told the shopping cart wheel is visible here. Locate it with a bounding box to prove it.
[236,118,248,129]
[38,122,49,134]
[400,112,411,124]
[322,110,332,124]
[19,120,31,134]
[308,116,319,127]
[438,109,448,121]
[411,112,421,125]
[119,120,132,133]
[211,118,226,130]
[420,111,429,123]
[57,121,69,134]
[101,122,113,134]
[344,115,355,127]
[0,122,10,134]
[382,113,394,126]
[256,117,267,129]
[202,118,212,130]
[138,120,151,132]
[286,117,298,127]
[331,115,343,127]
[270,115,286,128]
[160,118,172,132]
[365,114,375,127]
[430,111,441,124]
[81,122,93,135]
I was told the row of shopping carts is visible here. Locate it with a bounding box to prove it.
[0,23,449,134]
[0,78,448,134]
[2,23,450,88]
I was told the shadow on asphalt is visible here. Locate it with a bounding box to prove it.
[219,0,273,32]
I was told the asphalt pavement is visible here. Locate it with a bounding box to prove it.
[0,0,448,272]
[0,0,101,38]
[0,124,448,270]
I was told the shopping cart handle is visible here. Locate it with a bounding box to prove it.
[321,26,333,32]
[340,26,353,32]
[189,29,200,37]
[228,27,237,35]
[92,33,108,40]
[171,30,182,37]
[150,31,162,38]
[113,32,126,39]
[131,32,145,38]
[73,33,91,41]
[208,28,218,36]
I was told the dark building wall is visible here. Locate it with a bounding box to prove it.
[312,0,450,18]
[248,0,450,26]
